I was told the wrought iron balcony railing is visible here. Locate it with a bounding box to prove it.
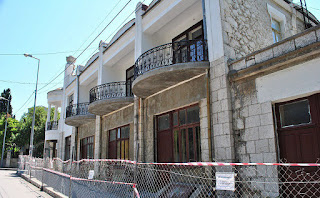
[89,81,133,103]
[134,39,208,79]
[47,121,59,130]
[66,103,91,118]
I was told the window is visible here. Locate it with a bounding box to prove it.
[80,136,94,159]
[126,66,134,97]
[172,21,205,63]
[157,105,201,162]
[65,136,71,160]
[279,99,311,128]
[108,125,130,160]
[271,19,282,43]
[68,94,74,106]
[267,4,286,43]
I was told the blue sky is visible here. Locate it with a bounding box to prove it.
[0,0,152,120]
[0,0,319,120]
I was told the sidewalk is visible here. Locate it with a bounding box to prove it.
[0,169,52,198]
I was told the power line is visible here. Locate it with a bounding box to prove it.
[73,0,124,57]
[0,79,61,85]
[13,91,34,116]
[80,0,139,65]
[0,47,96,56]
[36,0,134,92]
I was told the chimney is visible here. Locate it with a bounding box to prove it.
[66,56,76,64]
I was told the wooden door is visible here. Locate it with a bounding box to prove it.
[276,93,320,197]
[157,130,173,162]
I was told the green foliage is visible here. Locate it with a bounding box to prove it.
[15,106,58,158]
[0,115,19,159]
[0,88,12,115]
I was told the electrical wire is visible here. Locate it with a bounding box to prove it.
[36,0,134,92]
[13,91,35,115]
[72,0,124,57]
[0,79,61,85]
[0,47,96,56]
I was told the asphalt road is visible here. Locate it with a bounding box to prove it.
[0,169,52,198]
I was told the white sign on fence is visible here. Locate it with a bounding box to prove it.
[216,172,235,191]
[88,170,94,180]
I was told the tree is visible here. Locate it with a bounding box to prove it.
[15,106,58,158]
[0,89,12,116]
[0,115,19,160]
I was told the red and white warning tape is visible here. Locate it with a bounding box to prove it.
[138,162,320,167]
[41,167,140,197]
[72,158,136,164]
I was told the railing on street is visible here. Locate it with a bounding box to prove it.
[134,39,208,79]
[89,81,133,103]
[18,155,320,198]
[46,121,58,130]
[65,103,91,118]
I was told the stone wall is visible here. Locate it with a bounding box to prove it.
[101,105,134,160]
[143,75,208,162]
[221,0,306,60]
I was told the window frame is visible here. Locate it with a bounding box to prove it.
[108,124,130,160]
[275,95,318,131]
[267,4,286,43]
[80,136,94,159]
[65,136,71,160]
[157,104,201,162]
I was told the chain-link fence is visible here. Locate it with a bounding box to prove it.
[18,155,320,197]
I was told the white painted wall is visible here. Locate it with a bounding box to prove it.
[256,58,320,103]
[142,0,203,52]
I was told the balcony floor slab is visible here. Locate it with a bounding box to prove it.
[133,61,209,98]
[65,114,96,127]
[88,97,134,115]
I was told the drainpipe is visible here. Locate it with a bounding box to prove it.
[202,0,207,41]
[206,69,213,161]
[203,0,212,161]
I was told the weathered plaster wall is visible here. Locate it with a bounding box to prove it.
[101,105,134,160]
[77,121,96,159]
[230,78,277,163]
[143,75,208,162]
[230,77,279,197]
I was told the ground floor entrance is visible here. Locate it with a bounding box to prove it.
[157,104,201,163]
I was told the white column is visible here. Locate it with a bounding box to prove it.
[46,104,52,130]
[135,2,144,60]
[204,0,225,62]
[53,106,58,121]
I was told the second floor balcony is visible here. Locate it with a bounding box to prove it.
[65,103,95,127]
[132,39,209,98]
[46,121,59,131]
[88,81,134,115]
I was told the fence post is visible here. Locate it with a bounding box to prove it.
[69,146,74,198]
[133,143,139,198]
[41,152,47,191]
[29,155,32,180]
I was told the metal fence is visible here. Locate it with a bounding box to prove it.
[18,155,320,197]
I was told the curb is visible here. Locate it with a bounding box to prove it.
[20,173,68,198]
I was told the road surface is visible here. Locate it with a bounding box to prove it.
[0,169,52,198]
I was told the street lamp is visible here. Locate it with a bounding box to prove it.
[0,96,11,168]
[24,54,40,157]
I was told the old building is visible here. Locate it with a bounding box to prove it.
[45,0,319,168]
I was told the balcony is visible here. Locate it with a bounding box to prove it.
[47,121,58,130]
[45,120,60,141]
[88,81,134,115]
[132,39,209,98]
[65,103,96,126]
